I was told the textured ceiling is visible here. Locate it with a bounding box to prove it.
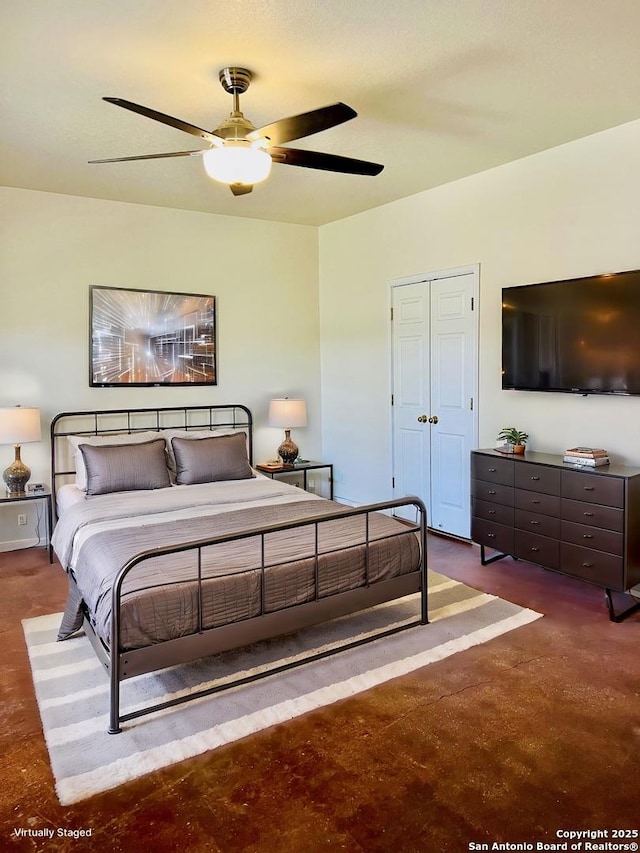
[2,0,640,226]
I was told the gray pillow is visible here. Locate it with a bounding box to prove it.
[162,428,243,481]
[79,439,171,496]
[68,431,160,490]
[172,432,254,485]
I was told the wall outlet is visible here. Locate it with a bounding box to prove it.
[17,513,27,526]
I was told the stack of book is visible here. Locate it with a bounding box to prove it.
[563,446,610,467]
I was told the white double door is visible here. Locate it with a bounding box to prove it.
[391,270,478,538]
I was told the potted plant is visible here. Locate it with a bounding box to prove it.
[497,427,528,454]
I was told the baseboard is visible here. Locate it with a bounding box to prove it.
[332,494,360,507]
[0,537,40,552]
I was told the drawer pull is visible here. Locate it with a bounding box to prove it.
[532,499,540,504]
[488,509,496,515]
[530,475,540,481]
[582,534,593,539]
[488,489,496,495]
[582,562,594,568]
[583,486,595,491]
[530,547,539,552]
[488,467,497,472]
[583,512,594,517]
[530,520,540,525]
[487,533,495,539]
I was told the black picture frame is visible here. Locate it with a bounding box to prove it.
[89,285,216,387]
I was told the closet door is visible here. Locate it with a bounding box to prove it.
[391,272,477,537]
[391,281,431,523]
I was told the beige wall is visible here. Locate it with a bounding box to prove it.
[3,119,640,542]
[0,187,320,547]
[319,120,640,505]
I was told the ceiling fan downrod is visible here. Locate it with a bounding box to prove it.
[219,67,252,115]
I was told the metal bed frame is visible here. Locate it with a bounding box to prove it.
[51,405,428,734]
[51,404,254,520]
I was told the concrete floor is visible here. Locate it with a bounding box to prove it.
[1,535,638,852]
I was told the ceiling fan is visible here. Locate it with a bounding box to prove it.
[89,66,384,196]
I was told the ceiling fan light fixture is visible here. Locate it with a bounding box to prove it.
[202,141,272,186]
[94,73,383,191]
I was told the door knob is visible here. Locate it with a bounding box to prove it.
[428,415,439,424]
[417,415,428,423]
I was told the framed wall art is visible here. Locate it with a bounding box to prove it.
[89,286,216,387]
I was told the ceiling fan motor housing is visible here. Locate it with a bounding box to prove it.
[214,113,257,140]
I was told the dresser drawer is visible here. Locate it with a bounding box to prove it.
[471,517,514,555]
[514,530,560,570]
[472,479,513,507]
[473,498,514,526]
[471,455,513,486]
[515,509,561,539]
[515,489,560,517]
[515,463,561,496]
[561,520,623,557]
[560,543,624,589]
[561,498,624,532]
[561,470,624,507]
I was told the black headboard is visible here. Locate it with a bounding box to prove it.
[50,404,253,507]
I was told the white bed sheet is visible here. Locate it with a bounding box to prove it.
[56,469,272,517]
[56,483,86,514]
[52,476,323,573]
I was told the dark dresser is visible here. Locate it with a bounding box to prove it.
[471,449,640,621]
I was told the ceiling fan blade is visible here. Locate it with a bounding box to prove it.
[103,98,222,144]
[230,183,253,196]
[270,146,384,176]
[89,150,205,164]
[248,103,357,146]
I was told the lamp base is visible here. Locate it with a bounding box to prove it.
[277,429,299,465]
[3,445,31,495]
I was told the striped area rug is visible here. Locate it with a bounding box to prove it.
[23,571,541,805]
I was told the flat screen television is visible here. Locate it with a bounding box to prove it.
[502,269,640,395]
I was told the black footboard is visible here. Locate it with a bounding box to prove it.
[104,496,428,733]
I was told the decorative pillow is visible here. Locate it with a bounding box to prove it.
[79,439,171,496]
[172,432,254,486]
[163,428,247,481]
[68,431,159,491]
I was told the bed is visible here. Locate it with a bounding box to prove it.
[50,405,428,733]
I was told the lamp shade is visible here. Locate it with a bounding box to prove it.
[268,399,307,429]
[202,142,272,185]
[0,407,41,445]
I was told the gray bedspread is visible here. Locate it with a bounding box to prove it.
[54,481,420,650]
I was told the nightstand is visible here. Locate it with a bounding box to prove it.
[255,461,334,500]
[0,489,53,563]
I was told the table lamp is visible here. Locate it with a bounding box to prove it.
[0,406,42,495]
[268,399,307,465]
